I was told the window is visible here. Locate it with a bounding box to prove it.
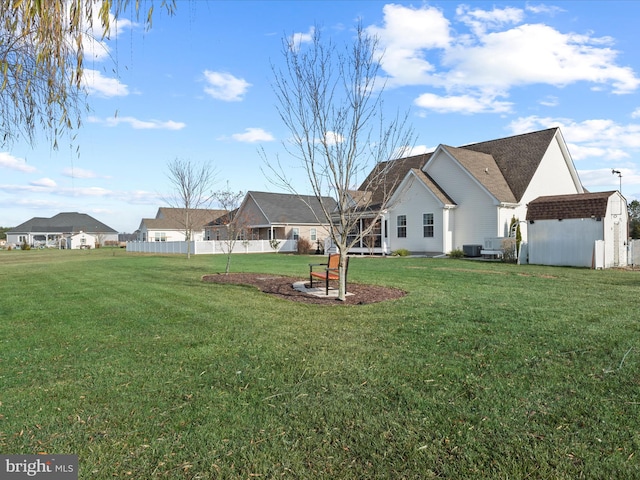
[423,213,434,237]
[154,232,167,242]
[310,228,317,242]
[397,215,407,238]
[292,228,300,240]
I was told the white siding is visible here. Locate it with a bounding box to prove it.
[528,192,628,268]
[427,151,498,249]
[387,176,445,253]
[528,218,602,267]
[521,134,583,204]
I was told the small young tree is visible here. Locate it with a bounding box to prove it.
[212,186,245,274]
[266,24,414,301]
[165,158,217,259]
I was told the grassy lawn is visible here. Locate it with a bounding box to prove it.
[0,248,639,478]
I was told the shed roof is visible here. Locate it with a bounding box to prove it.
[526,191,617,220]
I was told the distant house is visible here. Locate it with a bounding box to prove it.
[137,208,227,242]
[347,127,584,255]
[205,191,337,246]
[526,191,628,268]
[6,212,118,248]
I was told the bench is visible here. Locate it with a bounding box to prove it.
[309,253,349,295]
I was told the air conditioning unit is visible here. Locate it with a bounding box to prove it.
[463,244,483,257]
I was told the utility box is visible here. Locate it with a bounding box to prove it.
[463,244,483,257]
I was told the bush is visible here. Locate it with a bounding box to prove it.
[391,248,410,257]
[297,237,313,254]
[20,242,30,250]
[448,248,465,258]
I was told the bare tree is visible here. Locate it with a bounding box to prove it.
[0,0,176,149]
[266,24,414,300]
[211,185,246,274]
[165,158,217,259]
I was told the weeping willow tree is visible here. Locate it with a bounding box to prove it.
[0,0,176,148]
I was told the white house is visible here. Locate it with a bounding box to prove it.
[7,212,118,248]
[137,208,226,242]
[526,191,628,268]
[350,127,585,255]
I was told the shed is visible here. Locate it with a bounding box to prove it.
[526,191,627,268]
[67,232,97,249]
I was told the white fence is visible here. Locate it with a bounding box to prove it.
[126,239,297,255]
[629,239,640,267]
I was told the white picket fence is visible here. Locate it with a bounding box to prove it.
[126,239,297,255]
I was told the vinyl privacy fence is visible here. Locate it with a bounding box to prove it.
[126,239,297,255]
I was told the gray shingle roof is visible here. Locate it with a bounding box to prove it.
[358,154,432,207]
[359,127,563,205]
[141,208,227,230]
[247,191,337,224]
[408,169,457,205]
[460,127,559,202]
[9,212,118,234]
[441,145,517,203]
[526,191,616,220]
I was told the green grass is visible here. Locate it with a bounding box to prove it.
[1,248,639,478]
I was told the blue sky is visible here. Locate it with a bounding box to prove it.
[2,0,640,233]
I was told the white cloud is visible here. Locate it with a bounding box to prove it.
[231,128,275,143]
[89,115,186,130]
[83,69,129,97]
[525,4,565,16]
[62,167,110,179]
[444,24,639,94]
[324,131,344,146]
[366,4,640,115]
[507,115,640,160]
[203,70,251,101]
[289,26,315,50]
[456,5,523,36]
[539,95,559,107]
[414,92,513,114]
[632,108,640,119]
[0,152,36,173]
[366,4,451,86]
[30,178,57,188]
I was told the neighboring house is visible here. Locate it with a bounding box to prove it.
[7,212,118,248]
[526,191,628,268]
[205,191,337,246]
[350,127,584,255]
[137,208,226,242]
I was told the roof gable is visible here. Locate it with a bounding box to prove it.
[439,145,516,203]
[526,191,617,220]
[358,154,431,207]
[391,169,456,206]
[460,127,559,202]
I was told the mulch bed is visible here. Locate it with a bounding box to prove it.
[201,273,406,305]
